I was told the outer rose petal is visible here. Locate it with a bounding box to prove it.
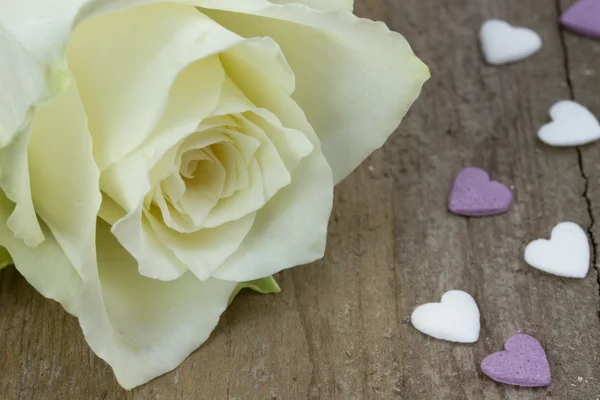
[200,0,429,182]
[94,221,237,389]
[0,194,83,314]
[0,0,84,246]
[0,122,43,246]
[0,193,237,389]
[28,77,101,275]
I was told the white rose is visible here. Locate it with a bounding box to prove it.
[0,0,428,389]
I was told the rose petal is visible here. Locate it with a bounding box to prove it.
[0,0,97,247]
[235,114,291,199]
[203,160,266,228]
[210,75,257,117]
[246,109,314,172]
[0,200,237,389]
[146,210,256,281]
[99,54,225,213]
[96,219,237,389]
[213,136,333,281]
[212,37,334,281]
[28,78,101,275]
[0,122,44,246]
[0,194,83,313]
[202,0,429,182]
[67,3,240,170]
[112,205,188,281]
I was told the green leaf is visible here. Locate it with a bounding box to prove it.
[0,246,12,271]
[228,275,281,305]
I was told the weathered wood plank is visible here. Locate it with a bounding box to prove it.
[557,0,600,393]
[0,0,599,399]
[344,1,600,398]
[560,0,600,320]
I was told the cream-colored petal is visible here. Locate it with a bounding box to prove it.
[158,166,187,205]
[177,196,218,228]
[68,4,239,170]
[214,134,333,281]
[202,0,429,182]
[212,141,249,199]
[95,220,238,388]
[246,109,313,172]
[147,211,255,281]
[219,35,296,97]
[210,75,256,117]
[0,121,44,246]
[182,149,226,200]
[208,72,313,175]
[98,194,127,226]
[214,129,261,166]
[235,114,291,198]
[112,205,188,281]
[0,0,80,146]
[178,150,225,228]
[203,160,265,228]
[197,115,239,132]
[0,197,237,389]
[100,55,224,213]
[28,78,101,275]
[212,36,334,281]
[153,191,203,234]
[0,194,82,314]
[0,0,98,247]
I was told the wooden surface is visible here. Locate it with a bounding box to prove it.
[1,0,600,398]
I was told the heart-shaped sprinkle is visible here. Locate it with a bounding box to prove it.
[411,290,480,343]
[449,167,512,217]
[538,100,600,146]
[560,0,600,39]
[524,221,590,278]
[479,20,542,65]
[481,334,551,387]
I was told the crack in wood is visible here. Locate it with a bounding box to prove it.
[555,0,600,315]
[576,148,600,312]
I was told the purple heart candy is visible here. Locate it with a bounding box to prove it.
[481,334,551,387]
[448,167,512,217]
[560,0,600,39]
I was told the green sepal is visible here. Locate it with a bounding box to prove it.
[0,246,12,271]
[228,275,281,305]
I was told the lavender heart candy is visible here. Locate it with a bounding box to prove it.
[481,334,551,387]
[448,167,512,217]
[560,0,600,39]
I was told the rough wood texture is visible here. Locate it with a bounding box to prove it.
[1,0,599,399]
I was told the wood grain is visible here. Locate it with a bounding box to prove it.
[1,0,599,399]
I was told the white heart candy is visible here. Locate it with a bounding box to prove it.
[524,222,590,278]
[479,20,542,65]
[538,100,600,146]
[411,290,480,343]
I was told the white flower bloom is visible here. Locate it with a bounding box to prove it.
[0,0,428,389]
